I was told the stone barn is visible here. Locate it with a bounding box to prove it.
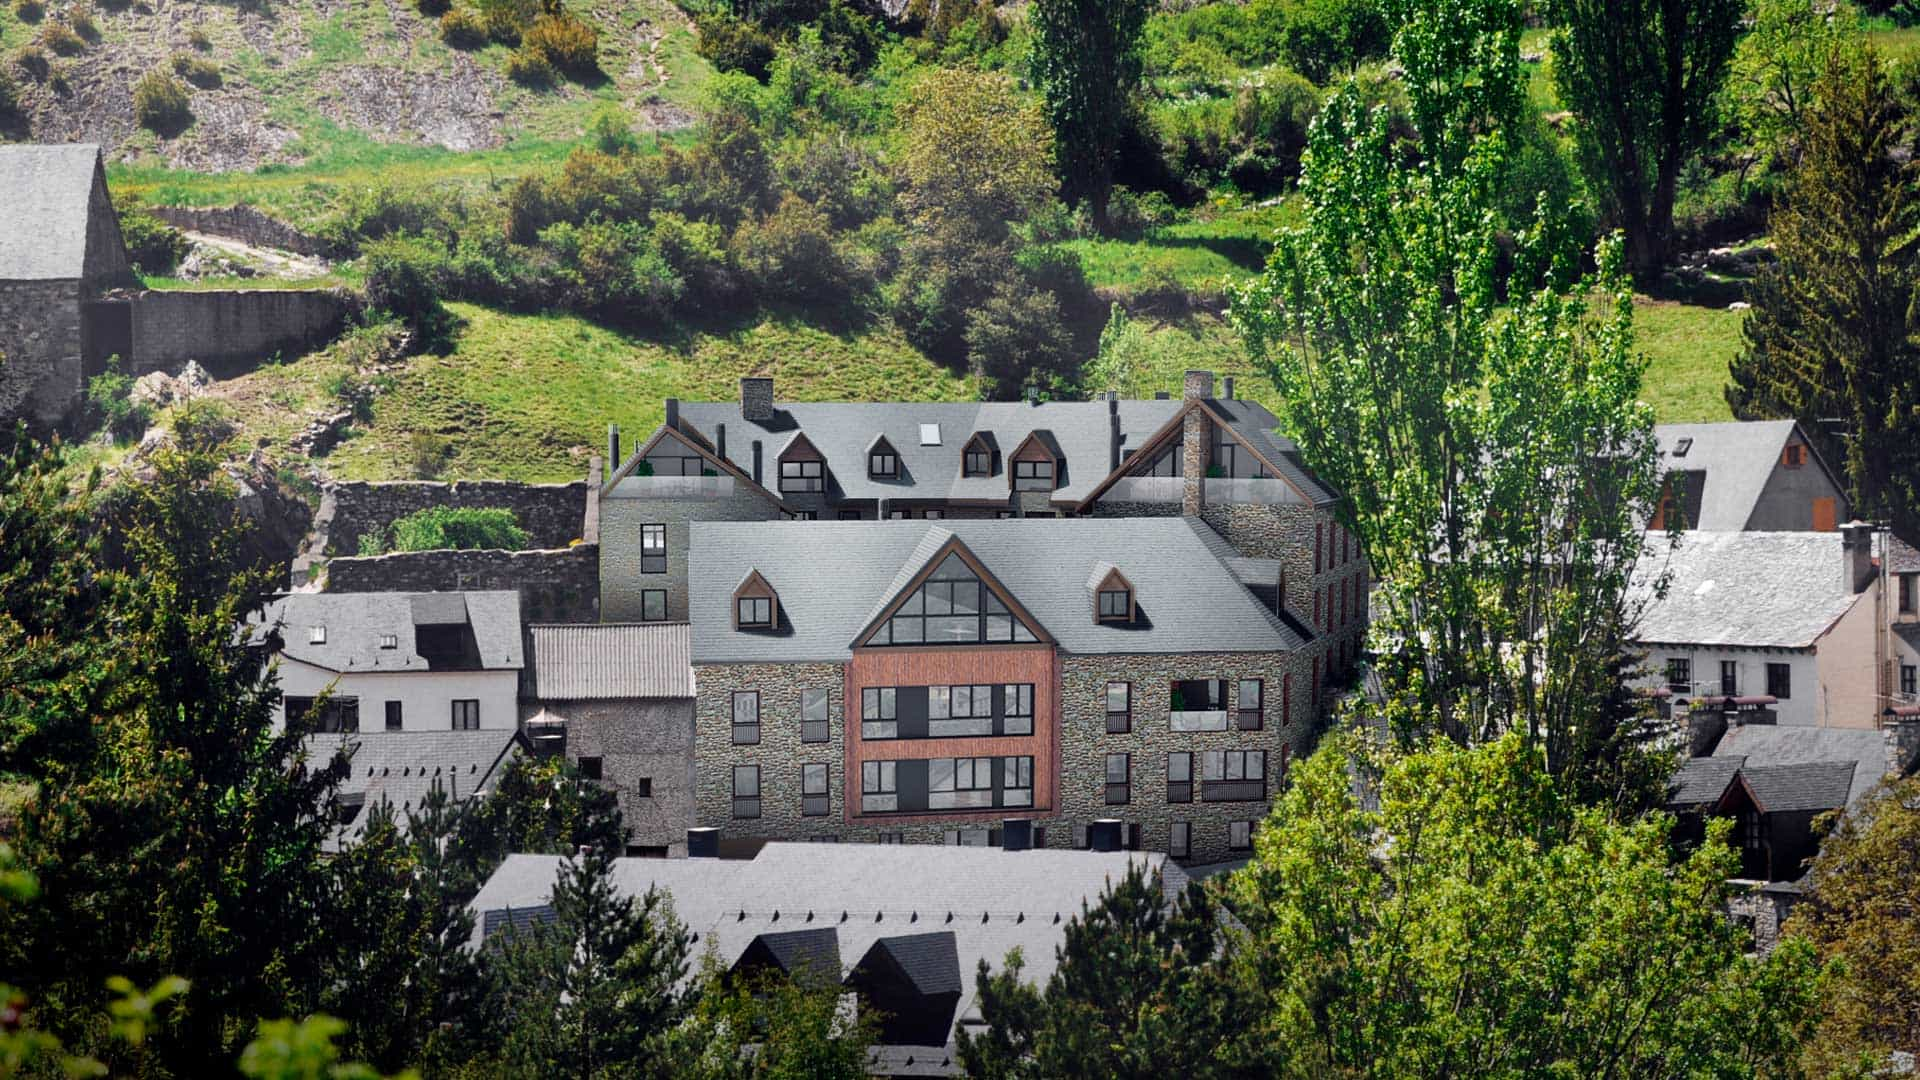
[0,143,136,427]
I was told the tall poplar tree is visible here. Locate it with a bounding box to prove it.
[1027,0,1151,232]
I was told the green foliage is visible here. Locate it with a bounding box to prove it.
[118,197,192,275]
[695,11,778,79]
[186,25,210,49]
[731,192,858,303]
[521,12,598,79]
[1028,0,1152,230]
[362,234,456,348]
[474,0,537,44]
[0,67,18,121]
[132,68,192,135]
[379,505,529,552]
[663,960,876,1079]
[11,0,44,22]
[964,281,1076,398]
[85,357,150,442]
[37,19,84,55]
[1273,0,1390,83]
[1549,0,1743,277]
[587,103,640,155]
[407,431,452,480]
[1726,0,1865,182]
[1728,46,1920,541]
[1224,734,1827,1075]
[238,1016,417,1080]
[13,45,51,81]
[505,45,557,86]
[170,51,223,88]
[437,7,486,49]
[413,0,450,16]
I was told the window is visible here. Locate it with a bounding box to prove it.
[1766,662,1792,700]
[1903,665,1917,698]
[737,596,773,628]
[861,760,898,812]
[309,625,327,645]
[1229,821,1254,851]
[1106,753,1131,804]
[1666,657,1691,693]
[964,447,992,476]
[869,449,899,478]
[946,828,992,847]
[920,423,942,446]
[791,510,818,520]
[640,524,667,573]
[731,691,760,745]
[1003,684,1034,736]
[930,756,995,809]
[1903,574,1916,614]
[1741,811,1764,851]
[1674,436,1694,457]
[579,757,603,781]
[930,684,995,737]
[287,696,360,733]
[1097,589,1132,623]
[838,509,864,520]
[1283,673,1292,727]
[801,688,831,744]
[1782,443,1806,469]
[1169,821,1190,859]
[874,832,905,844]
[861,687,898,739]
[1167,752,1193,803]
[1013,458,1056,491]
[1721,660,1738,697]
[1237,679,1263,730]
[378,634,397,650]
[1004,756,1033,807]
[1202,750,1266,801]
[384,700,402,732]
[779,459,824,493]
[1106,681,1132,733]
[801,763,829,816]
[451,699,479,730]
[1169,679,1228,731]
[641,590,667,622]
[923,509,944,519]
[732,766,761,819]
[871,553,1037,646]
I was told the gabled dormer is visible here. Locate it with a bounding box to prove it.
[854,534,1047,647]
[961,431,997,478]
[777,432,827,496]
[867,434,901,480]
[1008,430,1063,493]
[1089,563,1136,624]
[733,570,779,631]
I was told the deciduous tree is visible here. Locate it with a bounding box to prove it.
[1028,0,1151,232]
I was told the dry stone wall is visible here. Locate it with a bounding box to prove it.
[324,479,592,555]
[150,205,331,257]
[326,545,599,624]
[127,289,352,377]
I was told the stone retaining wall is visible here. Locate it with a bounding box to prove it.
[324,476,593,556]
[151,205,332,258]
[325,544,599,624]
[128,289,353,377]
[0,279,81,426]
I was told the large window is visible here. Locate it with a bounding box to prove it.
[287,695,361,733]
[641,589,667,622]
[1167,752,1193,803]
[1237,679,1263,730]
[1106,682,1132,734]
[1229,820,1255,851]
[451,699,479,730]
[640,524,667,573]
[1106,753,1131,805]
[931,756,996,810]
[801,764,829,816]
[1202,750,1266,801]
[871,554,1037,646]
[1169,821,1191,859]
[779,459,824,493]
[861,760,898,812]
[929,684,994,737]
[1003,683,1034,736]
[1766,662,1792,700]
[384,700,402,732]
[1013,459,1055,491]
[1720,660,1738,696]
[1004,757,1033,807]
[731,692,760,745]
[1904,665,1917,698]
[737,596,773,628]
[802,689,831,744]
[732,766,761,819]
[861,687,898,739]
[1170,679,1228,732]
[1666,657,1691,693]
[1904,574,1917,614]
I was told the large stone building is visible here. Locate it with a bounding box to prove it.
[1650,420,1849,532]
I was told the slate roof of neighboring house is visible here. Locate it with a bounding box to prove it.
[1713,723,1890,807]
[468,843,1165,1056]
[249,591,524,673]
[745,927,843,984]
[1888,534,1920,574]
[305,729,524,844]
[1668,755,1745,808]
[864,932,963,996]
[0,143,104,281]
[1631,531,1863,648]
[526,622,693,700]
[1652,420,1815,531]
[1739,761,1860,813]
[687,518,1311,663]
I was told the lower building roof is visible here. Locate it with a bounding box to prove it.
[1631,532,1864,649]
[525,623,693,700]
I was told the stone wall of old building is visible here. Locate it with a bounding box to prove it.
[1726,882,1802,955]
[322,478,592,555]
[126,289,353,377]
[692,662,848,836]
[150,205,331,258]
[534,697,696,856]
[0,279,82,426]
[601,478,784,622]
[326,545,599,623]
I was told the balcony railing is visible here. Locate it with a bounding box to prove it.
[1201,779,1267,802]
[610,474,738,499]
[1102,476,1184,504]
[1203,477,1308,506]
[1169,709,1229,733]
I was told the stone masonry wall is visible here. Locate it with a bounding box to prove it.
[1726,883,1801,955]
[693,662,848,836]
[601,483,783,622]
[324,479,591,555]
[326,545,599,623]
[535,698,696,856]
[150,205,332,258]
[1201,501,1370,682]
[0,279,81,426]
[128,289,353,377]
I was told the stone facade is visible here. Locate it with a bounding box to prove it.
[128,289,353,377]
[1201,501,1370,677]
[693,662,850,837]
[0,279,84,426]
[600,478,783,622]
[326,545,599,624]
[1725,882,1802,955]
[532,697,696,856]
[322,478,592,556]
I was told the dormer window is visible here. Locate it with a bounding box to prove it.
[962,432,996,477]
[1090,564,1135,624]
[1099,589,1130,620]
[309,625,327,644]
[733,570,779,630]
[868,435,900,479]
[738,597,773,627]
[1008,431,1062,492]
[778,433,827,493]
[1014,459,1054,490]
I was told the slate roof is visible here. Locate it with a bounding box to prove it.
[1205,397,1333,503]
[1652,420,1812,531]
[468,843,1167,1051]
[1713,723,1890,807]
[1631,532,1863,648]
[743,927,843,984]
[687,517,1311,663]
[0,144,105,281]
[1739,761,1859,813]
[864,932,963,996]
[526,623,693,699]
[305,729,524,844]
[249,591,523,673]
[1668,756,1744,808]
[1888,534,1920,574]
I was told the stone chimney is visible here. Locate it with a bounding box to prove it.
[741,377,774,422]
[1223,376,1235,400]
[1885,714,1920,776]
[607,423,620,465]
[1181,372,1214,516]
[665,397,679,433]
[1842,521,1876,594]
[1183,369,1215,401]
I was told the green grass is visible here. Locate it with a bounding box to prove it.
[1633,298,1743,423]
[1066,201,1298,293]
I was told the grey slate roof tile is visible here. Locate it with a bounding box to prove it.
[1667,756,1744,807]
[744,927,843,985]
[1713,724,1890,807]
[527,623,693,699]
[1653,420,1804,531]
[306,729,523,844]
[1739,761,1858,813]
[868,932,962,996]
[0,144,104,281]
[1631,531,1863,648]
[251,591,523,673]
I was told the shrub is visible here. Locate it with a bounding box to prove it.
[118,200,191,274]
[694,12,776,80]
[408,432,452,480]
[964,281,1076,397]
[38,21,85,56]
[13,45,49,80]
[540,217,682,319]
[66,5,97,40]
[504,45,555,86]
[438,7,486,48]
[730,192,855,304]
[649,210,742,307]
[0,68,17,120]
[521,12,596,78]
[586,103,637,154]
[186,25,210,49]
[474,0,537,44]
[387,506,528,552]
[362,234,455,348]
[414,0,450,15]
[1270,0,1390,84]
[169,52,221,88]
[85,358,149,442]
[11,0,43,22]
[315,184,457,254]
[132,69,191,134]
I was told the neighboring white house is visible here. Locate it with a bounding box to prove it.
[251,591,524,733]
[1631,527,1880,729]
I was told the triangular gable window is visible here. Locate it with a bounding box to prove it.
[865,553,1039,646]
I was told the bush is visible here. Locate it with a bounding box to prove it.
[186,25,210,49]
[66,5,97,40]
[13,45,49,80]
[650,210,743,307]
[694,12,776,80]
[1270,0,1390,84]
[414,0,450,15]
[521,12,597,78]
[438,7,486,48]
[731,193,856,304]
[118,200,191,274]
[11,0,43,22]
[964,281,1076,398]
[363,235,455,348]
[315,184,458,254]
[387,506,529,552]
[474,0,537,44]
[169,52,221,88]
[85,358,149,442]
[539,217,682,319]
[0,68,17,119]
[132,69,191,134]
[38,21,85,56]
[504,46,555,86]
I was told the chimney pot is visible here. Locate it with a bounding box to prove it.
[1223,376,1235,400]
[665,398,680,433]
[741,377,774,422]
[1841,520,1876,594]
[1183,369,1215,402]
[751,440,764,485]
[607,423,620,465]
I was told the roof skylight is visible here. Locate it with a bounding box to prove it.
[919,423,941,446]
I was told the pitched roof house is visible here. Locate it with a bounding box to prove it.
[1650,420,1848,531]
[306,728,527,847]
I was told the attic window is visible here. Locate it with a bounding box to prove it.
[1098,589,1131,622]
[1673,437,1693,458]
[378,634,398,650]
[309,626,327,645]
[869,440,900,479]
[1782,443,1806,469]
[920,423,941,446]
[1013,460,1054,491]
[963,434,993,477]
[1092,565,1135,624]
[733,570,779,631]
